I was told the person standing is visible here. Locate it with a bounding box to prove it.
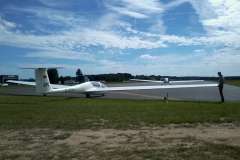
[218,72,225,102]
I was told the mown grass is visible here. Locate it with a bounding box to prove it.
[1,94,240,130]
[212,80,240,87]
[0,85,34,90]
[1,94,240,159]
[225,80,240,87]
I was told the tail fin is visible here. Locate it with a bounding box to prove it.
[35,68,53,94]
[19,67,64,94]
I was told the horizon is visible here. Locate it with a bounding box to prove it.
[15,72,239,81]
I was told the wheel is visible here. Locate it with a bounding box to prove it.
[86,94,90,98]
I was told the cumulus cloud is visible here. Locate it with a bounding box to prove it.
[190,0,240,35]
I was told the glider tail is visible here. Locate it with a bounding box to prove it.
[20,67,64,94]
[34,68,53,94]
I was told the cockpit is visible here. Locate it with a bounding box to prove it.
[163,78,169,83]
[91,81,107,88]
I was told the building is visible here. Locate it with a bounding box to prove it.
[0,75,19,83]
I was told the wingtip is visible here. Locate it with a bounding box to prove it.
[18,67,67,69]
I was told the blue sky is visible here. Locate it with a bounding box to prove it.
[0,0,240,79]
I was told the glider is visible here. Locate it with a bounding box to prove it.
[0,83,9,87]
[7,67,218,98]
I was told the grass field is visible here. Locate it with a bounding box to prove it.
[225,80,240,87]
[1,95,240,130]
[210,79,240,87]
[0,85,34,90]
[1,94,240,159]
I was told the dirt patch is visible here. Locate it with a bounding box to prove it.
[1,123,240,159]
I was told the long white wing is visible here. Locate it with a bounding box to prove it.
[86,84,218,93]
[7,80,69,89]
[130,79,204,83]
[170,80,204,83]
[130,79,164,83]
[8,80,218,94]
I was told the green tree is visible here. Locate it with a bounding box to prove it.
[59,76,64,84]
[76,68,84,83]
[47,69,59,84]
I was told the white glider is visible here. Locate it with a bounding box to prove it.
[130,78,204,85]
[7,67,218,98]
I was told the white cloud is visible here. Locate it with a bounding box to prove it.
[211,48,240,64]
[106,0,163,18]
[37,0,73,8]
[121,0,163,13]
[140,54,157,59]
[164,0,189,9]
[194,49,204,53]
[194,49,206,57]
[24,50,95,61]
[0,16,16,29]
[106,5,149,19]
[119,51,130,55]
[0,16,17,36]
[97,13,126,30]
[190,0,240,35]
[149,19,166,34]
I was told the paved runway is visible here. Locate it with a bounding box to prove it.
[0,81,240,102]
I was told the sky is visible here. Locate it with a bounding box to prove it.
[0,0,240,79]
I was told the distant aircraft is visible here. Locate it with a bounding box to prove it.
[130,78,204,85]
[0,83,9,87]
[7,67,217,98]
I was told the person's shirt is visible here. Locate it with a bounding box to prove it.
[218,75,225,87]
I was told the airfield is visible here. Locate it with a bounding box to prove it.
[1,81,240,102]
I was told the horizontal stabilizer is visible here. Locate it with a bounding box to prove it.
[18,67,66,69]
[7,80,36,86]
[7,80,70,89]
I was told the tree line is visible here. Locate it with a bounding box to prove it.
[47,68,240,84]
[48,68,133,84]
